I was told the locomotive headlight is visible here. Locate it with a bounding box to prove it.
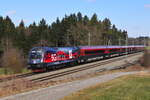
[33,60,37,64]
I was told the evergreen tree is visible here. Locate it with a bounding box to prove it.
[2,16,16,51]
[77,12,82,22]
[90,13,98,25]
[38,18,49,46]
[51,18,62,46]
[0,16,4,39]
[28,22,39,47]
[15,20,28,54]
[101,18,112,45]
[0,16,4,51]
[83,15,89,25]
[3,16,16,39]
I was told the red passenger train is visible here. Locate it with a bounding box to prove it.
[28,45,145,72]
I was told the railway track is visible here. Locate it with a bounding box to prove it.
[30,52,142,83]
[0,72,34,82]
[0,52,142,83]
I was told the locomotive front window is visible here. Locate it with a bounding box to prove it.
[30,52,42,59]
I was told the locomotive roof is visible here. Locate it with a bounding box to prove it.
[31,47,57,52]
[79,45,145,49]
[31,46,79,52]
[57,47,79,50]
[31,45,145,51]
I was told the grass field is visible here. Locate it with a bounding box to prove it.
[61,72,150,100]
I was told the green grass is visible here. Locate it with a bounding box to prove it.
[22,68,31,73]
[0,68,6,74]
[61,74,150,100]
[145,46,150,50]
[0,68,31,75]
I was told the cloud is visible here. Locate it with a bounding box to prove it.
[5,10,16,16]
[84,0,96,3]
[144,4,150,8]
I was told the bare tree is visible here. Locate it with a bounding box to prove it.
[142,41,150,68]
[1,39,25,74]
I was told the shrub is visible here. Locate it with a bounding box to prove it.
[1,47,25,74]
[142,48,150,67]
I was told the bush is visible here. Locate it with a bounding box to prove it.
[142,48,150,67]
[1,47,25,74]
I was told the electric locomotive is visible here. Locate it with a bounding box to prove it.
[28,47,80,72]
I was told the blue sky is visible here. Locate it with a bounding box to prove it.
[0,0,150,37]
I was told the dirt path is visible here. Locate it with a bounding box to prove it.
[0,71,146,100]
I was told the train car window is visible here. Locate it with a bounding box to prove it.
[109,49,118,52]
[85,50,105,55]
[122,48,126,51]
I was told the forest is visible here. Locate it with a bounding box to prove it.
[0,12,128,56]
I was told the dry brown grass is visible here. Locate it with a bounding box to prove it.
[141,43,150,68]
[135,70,150,77]
[125,64,145,71]
[0,79,33,97]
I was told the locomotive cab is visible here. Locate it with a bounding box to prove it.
[28,47,44,69]
[28,46,80,71]
[28,47,58,70]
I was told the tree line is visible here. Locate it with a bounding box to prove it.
[0,12,128,55]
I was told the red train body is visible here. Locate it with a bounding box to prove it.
[28,45,145,72]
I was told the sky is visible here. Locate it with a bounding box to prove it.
[0,0,150,37]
